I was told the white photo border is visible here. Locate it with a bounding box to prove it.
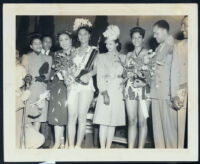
[3,3,198,162]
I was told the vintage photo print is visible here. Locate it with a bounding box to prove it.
[3,3,198,162]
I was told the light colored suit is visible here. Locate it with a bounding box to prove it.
[174,39,188,148]
[150,35,181,148]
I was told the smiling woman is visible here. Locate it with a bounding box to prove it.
[14,15,189,151]
[66,18,97,149]
[47,30,74,149]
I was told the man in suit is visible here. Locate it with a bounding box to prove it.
[41,35,54,57]
[174,16,188,148]
[151,20,180,148]
[40,35,54,148]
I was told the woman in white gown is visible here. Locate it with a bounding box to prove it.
[66,18,97,148]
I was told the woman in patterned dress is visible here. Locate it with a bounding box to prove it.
[21,34,52,133]
[93,25,126,149]
[47,31,74,149]
[125,27,150,148]
[66,18,97,148]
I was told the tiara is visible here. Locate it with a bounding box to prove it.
[103,25,120,41]
[73,18,92,31]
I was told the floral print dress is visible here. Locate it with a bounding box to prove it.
[47,50,73,126]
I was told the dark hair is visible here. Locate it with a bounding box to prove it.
[130,27,145,38]
[56,30,72,41]
[115,39,122,52]
[28,33,42,45]
[154,20,170,31]
[77,26,92,34]
[103,36,121,52]
[182,15,188,23]
[42,35,53,41]
[74,26,92,47]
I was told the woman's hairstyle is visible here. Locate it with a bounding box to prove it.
[77,26,93,34]
[56,30,72,41]
[28,33,42,45]
[130,27,145,38]
[74,26,92,48]
[154,20,170,32]
[115,39,122,52]
[102,35,121,52]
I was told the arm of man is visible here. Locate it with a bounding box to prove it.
[170,44,181,109]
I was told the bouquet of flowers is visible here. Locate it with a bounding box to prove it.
[51,50,78,87]
[122,49,156,88]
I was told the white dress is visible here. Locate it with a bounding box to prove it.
[67,46,95,105]
[93,53,126,126]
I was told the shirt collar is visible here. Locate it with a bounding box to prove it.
[41,49,50,56]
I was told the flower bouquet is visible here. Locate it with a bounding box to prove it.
[51,51,78,87]
[122,49,156,89]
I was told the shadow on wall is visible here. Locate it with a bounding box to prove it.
[16,16,55,56]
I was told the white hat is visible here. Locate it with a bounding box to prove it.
[103,25,120,41]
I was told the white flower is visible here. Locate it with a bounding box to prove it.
[73,18,92,31]
[103,25,120,41]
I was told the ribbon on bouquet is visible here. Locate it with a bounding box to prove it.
[126,80,149,119]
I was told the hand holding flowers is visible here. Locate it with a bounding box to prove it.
[51,50,78,87]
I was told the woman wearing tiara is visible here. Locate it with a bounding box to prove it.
[65,18,97,148]
[124,27,151,148]
[47,31,75,149]
[93,25,126,149]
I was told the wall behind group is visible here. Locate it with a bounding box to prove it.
[16,15,184,55]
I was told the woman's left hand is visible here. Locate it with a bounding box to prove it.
[80,73,91,83]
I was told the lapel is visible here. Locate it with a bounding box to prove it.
[49,51,54,57]
[155,36,174,65]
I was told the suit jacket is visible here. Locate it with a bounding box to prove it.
[150,35,180,100]
[48,51,54,57]
[174,39,188,85]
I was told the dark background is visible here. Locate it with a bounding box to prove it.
[15,15,187,150]
[1,0,198,162]
[16,15,184,56]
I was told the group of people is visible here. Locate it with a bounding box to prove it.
[16,16,188,149]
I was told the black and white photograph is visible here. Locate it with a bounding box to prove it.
[3,3,198,162]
